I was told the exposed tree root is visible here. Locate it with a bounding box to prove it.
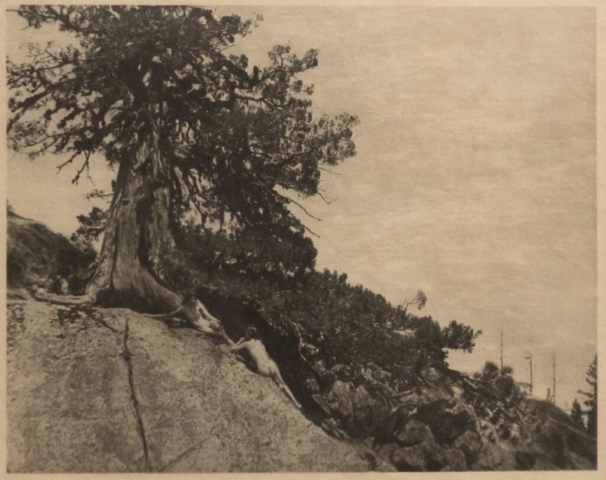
[33,289,96,306]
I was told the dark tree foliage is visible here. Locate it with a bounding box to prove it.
[441,320,482,353]
[462,361,524,423]
[159,227,481,392]
[71,206,109,250]
[578,355,597,437]
[571,398,585,430]
[8,6,358,310]
[161,221,317,286]
[8,5,356,230]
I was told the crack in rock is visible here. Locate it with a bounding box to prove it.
[121,319,151,471]
[91,314,121,334]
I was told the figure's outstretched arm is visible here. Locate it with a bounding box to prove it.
[222,332,235,346]
[148,306,183,319]
[192,323,229,343]
[229,341,248,353]
[229,337,246,350]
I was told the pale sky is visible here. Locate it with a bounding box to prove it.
[6,7,597,410]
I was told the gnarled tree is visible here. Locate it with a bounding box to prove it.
[8,6,358,312]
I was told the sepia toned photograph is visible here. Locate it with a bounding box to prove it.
[4,3,599,473]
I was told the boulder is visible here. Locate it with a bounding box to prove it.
[325,381,354,419]
[351,385,374,428]
[305,378,320,392]
[472,439,517,471]
[392,438,464,472]
[376,442,399,460]
[392,443,427,471]
[414,399,475,445]
[324,380,382,436]
[440,448,467,471]
[453,430,482,464]
[477,419,499,444]
[433,410,475,445]
[394,419,434,446]
[515,451,537,470]
[7,300,373,473]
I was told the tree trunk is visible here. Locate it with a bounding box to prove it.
[86,131,181,313]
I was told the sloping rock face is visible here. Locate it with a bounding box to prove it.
[7,298,372,473]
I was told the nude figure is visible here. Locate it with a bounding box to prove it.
[150,294,233,345]
[230,327,302,409]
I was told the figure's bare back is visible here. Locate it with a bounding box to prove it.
[171,301,216,334]
[243,340,276,377]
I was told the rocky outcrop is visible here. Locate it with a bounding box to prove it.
[7,297,374,473]
[322,377,596,471]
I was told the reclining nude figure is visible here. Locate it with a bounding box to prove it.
[149,294,233,345]
[230,327,302,409]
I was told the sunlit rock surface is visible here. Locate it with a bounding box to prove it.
[7,298,372,473]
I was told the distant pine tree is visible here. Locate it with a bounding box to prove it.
[578,355,597,437]
[570,398,585,430]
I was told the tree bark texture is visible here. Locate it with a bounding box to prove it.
[86,131,181,312]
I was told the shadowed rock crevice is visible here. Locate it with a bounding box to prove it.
[121,320,151,471]
[91,314,120,334]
